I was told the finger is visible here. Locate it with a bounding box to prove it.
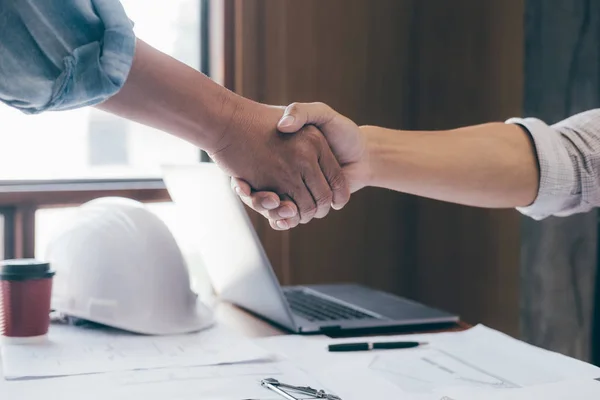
[269,219,281,230]
[270,219,290,231]
[237,194,271,222]
[291,184,319,224]
[249,192,281,212]
[265,200,299,221]
[230,178,301,228]
[231,177,252,197]
[267,195,301,231]
[277,102,336,133]
[318,139,350,210]
[232,178,282,213]
[277,196,301,228]
[232,178,260,212]
[301,161,334,221]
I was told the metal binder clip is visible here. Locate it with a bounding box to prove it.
[260,378,342,400]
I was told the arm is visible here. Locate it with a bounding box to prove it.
[96,39,250,155]
[362,123,539,208]
[97,40,348,220]
[235,104,600,229]
[0,1,349,220]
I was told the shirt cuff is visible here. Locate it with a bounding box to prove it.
[506,117,579,220]
[46,0,136,112]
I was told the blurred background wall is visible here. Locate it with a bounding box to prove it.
[215,0,599,364]
[219,0,523,336]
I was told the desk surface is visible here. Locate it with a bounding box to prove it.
[214,301,283,338]
[214,301,471,338]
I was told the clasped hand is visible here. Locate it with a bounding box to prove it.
[226,102,370,230]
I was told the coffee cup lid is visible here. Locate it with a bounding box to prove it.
[0,259,55,281]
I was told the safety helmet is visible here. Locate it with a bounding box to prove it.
[45,197,213,335]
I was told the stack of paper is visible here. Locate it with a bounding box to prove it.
[3,322,599,400]
[0,322,341,400]
[1,323,271,380]
[0,360,331,400]
[257,325,600,400]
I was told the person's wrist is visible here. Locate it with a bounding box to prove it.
[202,92,245,155]
[207,97,283,156]
[358,125,381,188]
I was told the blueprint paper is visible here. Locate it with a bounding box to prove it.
[1,323,271,380]
[258,325,600,400]
[0,361,336,400]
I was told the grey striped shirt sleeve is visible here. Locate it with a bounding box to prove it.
[507,109,600,220]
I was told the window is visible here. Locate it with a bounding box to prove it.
[88,110,130,166]
[0,0,216,283]
[0,0,202,180]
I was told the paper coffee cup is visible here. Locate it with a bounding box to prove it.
[0,259,55,344]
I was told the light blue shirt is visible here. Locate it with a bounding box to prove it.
[0,0,135,114]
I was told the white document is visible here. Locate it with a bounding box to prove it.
[1,361,338,400]
[443,378,600,400]
[258,325,600,400]
[1,323,271,380]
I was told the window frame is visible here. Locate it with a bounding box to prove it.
[0,179,171,259]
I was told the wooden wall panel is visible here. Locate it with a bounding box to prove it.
[225,0,524,335]
[271,1,418,297]
[410,1,524,335]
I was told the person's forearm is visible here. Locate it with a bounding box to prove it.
[97,39,257,153]
[98,39,350,219]
[362,123,540,208]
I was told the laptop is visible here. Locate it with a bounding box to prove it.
[163,164,459,334]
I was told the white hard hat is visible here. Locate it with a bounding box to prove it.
[46,197,213,335]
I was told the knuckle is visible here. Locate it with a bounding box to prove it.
[303,128,323,148]
[299,157,314,171]
[300,203,318,218]
[314,101,328,110]
[294,150,315,170]
[329,171,347,191]
[286,102,301,115]
[315,192,333,208]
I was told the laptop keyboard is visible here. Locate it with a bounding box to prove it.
[283,289,377,322]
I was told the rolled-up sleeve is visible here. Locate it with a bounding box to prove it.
[0,0,135,114]
[507,109,600,219]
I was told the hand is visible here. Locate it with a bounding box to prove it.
[209,102,350,222]
[231,102,370,230]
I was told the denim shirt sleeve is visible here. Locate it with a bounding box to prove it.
[0,0,135,114]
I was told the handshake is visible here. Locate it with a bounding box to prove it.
[209,102,371,231]
[208,96,537,228]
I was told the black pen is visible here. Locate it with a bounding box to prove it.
[328,341,428,352]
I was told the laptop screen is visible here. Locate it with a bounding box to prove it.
[162,164,297,331]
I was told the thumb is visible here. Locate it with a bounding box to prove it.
[277,102,336,133]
